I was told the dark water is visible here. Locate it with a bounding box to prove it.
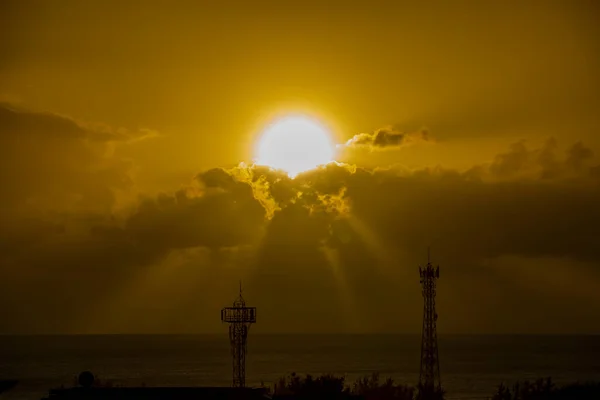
[1,335,599,400]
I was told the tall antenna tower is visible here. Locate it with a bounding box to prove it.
[221,282,257,388]
[418,248,442,396]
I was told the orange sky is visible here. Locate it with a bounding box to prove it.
[0,0,599,334]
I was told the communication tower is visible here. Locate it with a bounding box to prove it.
[221,282,256,388]
[418,249,442,396]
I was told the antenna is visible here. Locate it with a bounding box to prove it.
[221,283,256,388]
[418,249,442,398]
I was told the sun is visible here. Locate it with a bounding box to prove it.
[254,115,335,177]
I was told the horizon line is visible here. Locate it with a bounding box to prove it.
[2,332,599,336]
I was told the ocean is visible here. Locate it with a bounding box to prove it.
[1,335,599,400]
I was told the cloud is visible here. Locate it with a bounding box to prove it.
[243,139,600,266]
[126,168,267,252]
[241,141,600,331]
[0,166,268,333]
[1,130,600,333]
[342,127,432,150]
[0,103,158,143]
[471,137,598,181]
[0,104,156,214]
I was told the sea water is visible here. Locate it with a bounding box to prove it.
[1,335,599,400]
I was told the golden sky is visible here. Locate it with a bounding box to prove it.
[0,0,599,334]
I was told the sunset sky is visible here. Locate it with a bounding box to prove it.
[1,0,599,334]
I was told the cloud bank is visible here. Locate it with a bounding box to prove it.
[1,104,599,334]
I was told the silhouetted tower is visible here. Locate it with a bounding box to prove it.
[221,282,256,388]
[418,249,441,395]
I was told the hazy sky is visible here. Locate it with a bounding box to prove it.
[1,0,599,334]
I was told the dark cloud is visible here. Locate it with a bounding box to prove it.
[0,167,267,333]
[0,104,87,140]
[478,138,598,181]
[244,138,600,269]
[566,141,595,170]
[343,127,432,150]
[127,170,266,251]
[0,104,156,214]
[1,130,600,333]
[244,141,600,331]
[0,104,157,143]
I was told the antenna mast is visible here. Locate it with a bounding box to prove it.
[221,282,257,387]
[418,249,442,397]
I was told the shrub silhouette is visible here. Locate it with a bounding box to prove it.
[351,373,415,400]
[491,377,600,400]
[269,373,600,400]
[272,372,420,399]
[273,372,348,397]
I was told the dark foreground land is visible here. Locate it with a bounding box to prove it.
[0,380,18,394]
[17,373,599,400]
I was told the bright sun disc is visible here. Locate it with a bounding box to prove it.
[255,116,334,177]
